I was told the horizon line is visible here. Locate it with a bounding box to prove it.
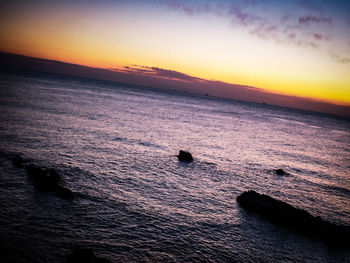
[0,51,349,117]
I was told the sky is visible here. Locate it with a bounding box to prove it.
[1,0,350,108]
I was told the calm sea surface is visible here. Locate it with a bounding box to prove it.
[0,71,349,262]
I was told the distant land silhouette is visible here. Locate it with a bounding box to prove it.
[0,52,349,117]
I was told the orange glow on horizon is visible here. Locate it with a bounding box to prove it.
[1,1,349,107]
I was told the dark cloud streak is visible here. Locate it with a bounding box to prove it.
[298,15,332,25]
[113,65,204,82]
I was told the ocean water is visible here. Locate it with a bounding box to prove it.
[0,70,349,262]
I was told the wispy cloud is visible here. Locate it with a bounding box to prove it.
[150,66,204,81]
[298,15,332,25]
[330,53,350,64]
[228,6,263,26]
[113,65,204,82]
[161,0,347,63]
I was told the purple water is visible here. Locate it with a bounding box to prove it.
[0,70,349,262]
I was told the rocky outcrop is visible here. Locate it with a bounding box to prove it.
[237,190,350,247]
[11,154,74,200]
[66,247,111,263]
[275,169,286,175]
[177,150,193,162]
[24,164,73,200]
[25,164,60,191]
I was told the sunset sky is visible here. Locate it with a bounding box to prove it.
[1,0,350,107]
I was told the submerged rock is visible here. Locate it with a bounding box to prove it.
[25,164,73,200]
[275,169,286,175]
[177,150,193,162]
[25,164,60,191]
[57,186,74,200]
[236,190,350,247]
[67,247,111,263]
[12,154,25,168]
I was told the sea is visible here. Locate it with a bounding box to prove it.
[0,70,349,263]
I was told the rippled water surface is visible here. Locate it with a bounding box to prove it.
[0,71,350,262]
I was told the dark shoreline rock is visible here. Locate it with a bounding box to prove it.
[66,247,111,263]
[237,190,350,247]
[177,150,193,162]
[24,163,73,200]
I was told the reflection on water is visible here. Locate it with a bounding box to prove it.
[0,71,350,262]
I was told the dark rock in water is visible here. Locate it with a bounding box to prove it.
[275,169,286,175]
[57,186,74,200]
[12,154,25,167]
[177,150,193,162]
[237,190,350,247]
[25,164,60,191]
[25,164,47,181]
[25,164,73,200]
[47,168,60,182]
[67,247,111,263]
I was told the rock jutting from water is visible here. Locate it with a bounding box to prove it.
[12,154,25,168]
[24,163,74,200]
[25,164,60,190]
[177,150,193,162]
[236,190,350,247]
[275,168,287,175]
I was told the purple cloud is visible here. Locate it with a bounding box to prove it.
[161,0,347,61]
[281,12,291,23]
[150,67,203,81]
[330,53,350,64]
[288,32,296,40]
[114,65,203,82]
[250,24,279,41]
[120,65,155,75]
[163,1,331,48]
[228,6,263,26]
[298,15,332,25]
[313,33,329,41]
